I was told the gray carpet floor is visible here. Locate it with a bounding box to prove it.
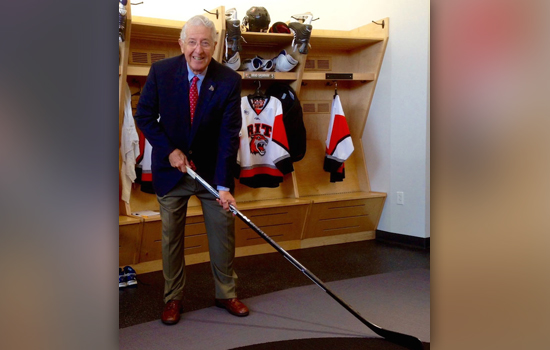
[119,268,429,350]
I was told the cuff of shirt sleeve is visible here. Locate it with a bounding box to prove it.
[217,186,230,192]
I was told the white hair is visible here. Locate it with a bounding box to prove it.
[180,15,217,43]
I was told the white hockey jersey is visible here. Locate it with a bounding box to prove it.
[120,82,140,203]
[324,95,354,182]
[236,96,294,188]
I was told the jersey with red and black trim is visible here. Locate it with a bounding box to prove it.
[324,95,354,182]
[135,137,155,194]
[236,96,294,188]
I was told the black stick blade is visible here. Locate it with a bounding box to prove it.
[376,328,424,350]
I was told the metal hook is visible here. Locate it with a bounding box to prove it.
[325,80,339,96]
[372,20,385,28]
[203,9,219,19]
[252,80,265,98]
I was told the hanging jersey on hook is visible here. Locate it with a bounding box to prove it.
[265,83,306,162]
[236,96,294,188]
[324,94,354,182]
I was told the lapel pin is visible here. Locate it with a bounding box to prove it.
[209,85,214,91]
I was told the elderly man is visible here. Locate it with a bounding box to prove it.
[134,14,248,325]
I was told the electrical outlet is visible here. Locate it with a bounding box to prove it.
[397,191,404,205]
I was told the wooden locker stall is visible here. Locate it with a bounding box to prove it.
[118,6,389,272]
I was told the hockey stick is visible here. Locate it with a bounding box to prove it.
[186,166,424,350]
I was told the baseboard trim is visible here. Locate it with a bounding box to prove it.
[375,230,430,250]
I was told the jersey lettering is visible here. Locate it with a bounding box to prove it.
[247,123,273,138]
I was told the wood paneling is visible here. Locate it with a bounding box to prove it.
[304,197,385,239]
[119,216,142,266]
[235,204,309,246]
[138,215,209,263]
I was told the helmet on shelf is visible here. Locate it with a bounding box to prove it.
[242,7,271,32]
[269,21,291,34]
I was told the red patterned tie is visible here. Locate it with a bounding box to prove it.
[189,76,199,125]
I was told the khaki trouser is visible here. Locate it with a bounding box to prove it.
[157,174,237,303]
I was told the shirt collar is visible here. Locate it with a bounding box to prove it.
[186,63,208,82]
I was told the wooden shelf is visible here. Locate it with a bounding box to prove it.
[302,191,386,203]
[310,29,384,51]
[129,205,205,223]
[241,32,294,48]
[128,67,299,80]
[119,215,141,225]
[310,36,381,51]
[135,215,161,223]
[237,198,311,211]
[241,31,382,51]
[238,71,298,80]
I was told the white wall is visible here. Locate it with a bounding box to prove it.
[132,0,430,238]
[358,1,430,239]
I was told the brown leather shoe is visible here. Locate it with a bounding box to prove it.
[215,298,249,317]
[161,300,183,325]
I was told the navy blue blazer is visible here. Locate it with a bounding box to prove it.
[134,55,242,197]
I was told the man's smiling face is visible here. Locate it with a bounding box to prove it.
[179,24,216,75]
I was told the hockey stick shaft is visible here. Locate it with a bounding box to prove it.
[186,167,424,350]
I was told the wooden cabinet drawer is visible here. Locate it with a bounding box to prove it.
[235,205,309,247]
[138,220,162,262]
[119,221,142,266]
[304,197,385,239]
